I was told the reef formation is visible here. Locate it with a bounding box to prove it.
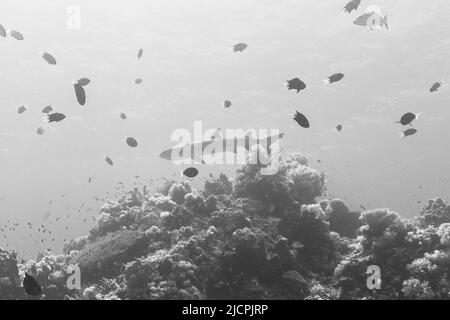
[1,153,450,300]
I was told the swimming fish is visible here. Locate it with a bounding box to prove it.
[343,0,361,14]
[183,167,199,178]
[324,73,344,84]
[232,43,248,53]
[159,131,284,164]
[138,48,144,59]
[74,83,86,105]
[398,112,419,126]
[36,127,45,135]
[120,112,127,119]
[17,106,27,114]
[135,78,143,85]
[23,273,41,296]
[336,124,343,132]
[10,29,24,40]
[430,81,443,93]
[77,78,91,86]
[42,105,53,114]
[354,12,388,30]
[47,113,66,123]
[286,78,307,93]
[293,111,310,128]
[223,100,232,108]
[0,24,6,37]
[125,137,138,148]
[42,52,56,65]
[402,128,418,138]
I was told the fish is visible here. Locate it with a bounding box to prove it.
[232,43,248,53]
[343,0,361,13]
[23,273,41,296]
[398,112,419,126]
[183,167,199,178]
[293,111,310,128]
[286,78,307,93]
[336,124,343,132]
[17,106,27,114]
[42,105,53,114]
[41,52,56,65]
[0,24,6,37]
[159,131,284,164]
[125,137,138,148]
[138,48,144,59]
[120,112,127,120]
[354,13,388,30]
[402,128,418,138]
[10,29,24,40]
[88,177,92,183]
[430,81,443,93]
[105,156,114,166]
[223,100,232,108]
[324,73,344,84]
[77,78,91,86]
[47,113,66,123]
[135,78,143,85]
[36,127,45,135]
[74,83,86,105]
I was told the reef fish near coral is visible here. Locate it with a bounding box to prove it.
[0,24,6,37]
[285,78,307,93]
[232,42,248,53]
[293,111,310,128]
[343,0,361,13]
[183,167,199,178]
[41,52,56,65]
[323,73,345,84]
[402,128,418,138]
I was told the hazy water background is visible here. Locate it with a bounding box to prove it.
[1,0,450,258]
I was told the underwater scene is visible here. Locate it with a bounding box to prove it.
[1,0,450,301]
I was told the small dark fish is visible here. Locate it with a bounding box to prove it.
[402,128,418,138]
[42,52,56,65]
[37,127,45,135]
[105,156,114,166]
[223,100,232,108]
[343,0,361,13]
[42,105,53,114]
[17,106,27,114]
[360,205,367,211]
[138,48,144,59]
[74,83,86,105]
[354,13,388,30]
[430,81,442,93]
[135,78,143,85]
[183,167,199,178]
[88,177,92,183]
[336,124,343,132]
[47,113,66,123]
[398,112,419,126]
[232,43,248,53]
[77,78,91,86]
[125,137,138,148]
[0,24,6,37]
[286,78,307,93]
[324,73,344,84]
[120,112,127,120]
[23,273,41,296]
[10,30,24,40]
[293,111,310,128]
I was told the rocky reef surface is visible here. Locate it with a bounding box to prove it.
[1,153,450,300]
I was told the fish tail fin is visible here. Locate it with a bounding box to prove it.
[400,132,406,138]
[383,15,389,29]
[323,78,331,84]
[416,113,421,119]
[42,115,50,123]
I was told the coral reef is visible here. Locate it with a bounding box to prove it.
[2,153,450,300]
